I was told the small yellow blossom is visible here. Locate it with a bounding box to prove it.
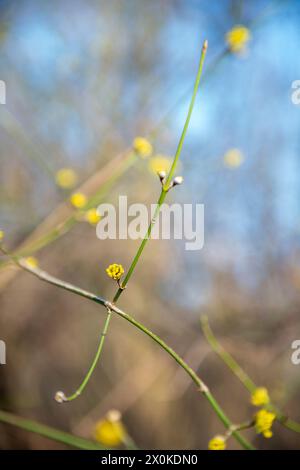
[94,410,126,447]
[255,409,276,438]
[251,387,270,407]
[0,230,4,241]
[208,435,226,450]
[148,155,173,175]
[70,192,87,209]
[55,168,78,189]
[85,208,101,225]
[223,148,244,168]
[133,137,153,158]
[226,25,251,53]
[24,256,38,269]
[106,263,124,281]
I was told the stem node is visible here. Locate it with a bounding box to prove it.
[198,383,209,394]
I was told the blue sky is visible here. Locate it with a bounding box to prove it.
[0,0,299,304]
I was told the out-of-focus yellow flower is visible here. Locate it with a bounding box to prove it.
[255,409,276,438]
[223,148,244,168]
[85,208,101,225]
[0,230,4,241]
[251,387,270,407]
[70,192,87,209]
[148,155,173,175]
[106,263,124,280]
[94,410,126,447]
[55,168,78,189]
[226,25,251,53]
[208,435,226,450]
[133,137,153,158]
[24,256,38,269]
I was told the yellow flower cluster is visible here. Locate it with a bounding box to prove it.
[148,155,173,175]
[94,410,126,447]
[133,137,153,158]
[255,409,276,438]
[251,387,270,407]
[226,25,251,53]
[70,192,87,209]
[106,263,124,281]
[0,230,4,241]
[24,256,38,269]
[208,435,226,450]
[55,168,78,189]
[223,148,244,168]
[85,208,101,225]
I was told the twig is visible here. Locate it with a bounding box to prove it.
[61,40,210,405]
[200,315,300,433]
[0,409,105,450]
[70,40,210,407]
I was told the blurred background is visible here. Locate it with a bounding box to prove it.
[0,0,300,450]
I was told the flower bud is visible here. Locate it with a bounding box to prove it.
[173,176,184,186]
[54,391,66,403]
[158,170,166,183]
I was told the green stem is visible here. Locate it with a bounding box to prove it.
[164,40,207,189]
[16,216,77,258]
[114,40,208,302]
[75,41,209,400]
[110,304,254,450]
[200,315,300,433]
[0,151,136,270]
[0,46,223,270]
[64,310,113,401]
[201,315,256,392]
[225,420,255,440]
[113,188,168,302]
[0,410,105,450]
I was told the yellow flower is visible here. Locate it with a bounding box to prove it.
[255,409,276,438]
[148,155,173,175]
[223,148,244,168]
[24,256,38,269]
[85,208,101,225]
[251,387,270,407]
[208,435,226,450]
[94,410,126,447]
[55,168,78,189]
[70,192,87,209]
[106,263,124,280]
[226,25,251,53]
[133,136,153,158]
[0,230,4,241]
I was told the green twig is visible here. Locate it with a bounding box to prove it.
[63,310,113,402]
[75,40,209,405]
[0,410,105,450]
[0,151,136,269]
[201,315,256,391]
[70,40,209,402]
[200,315,300,433]
[115,39,208,303]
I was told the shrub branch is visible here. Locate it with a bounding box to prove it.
[0,246,254,450]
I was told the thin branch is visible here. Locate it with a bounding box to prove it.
[0,149,135,276]
[70,40,210,408]
[201,315,256,391]
[62,309,112,402]
[114,40,208,303]
[0,410,105,450]
[200,315,300,433]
